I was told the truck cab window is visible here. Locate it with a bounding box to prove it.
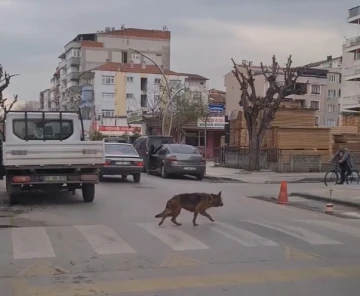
[13,119,74,140]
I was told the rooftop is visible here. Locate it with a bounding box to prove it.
[92,62,208,80]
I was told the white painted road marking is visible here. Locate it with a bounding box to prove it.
[245,220,342,245]
[210,222,278,247]
[12,227,55,259]
[297,219,360,238]
[75,225,136,255]
[137,222,209,251]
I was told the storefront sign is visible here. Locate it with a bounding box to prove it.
[99,126,141,133]
[127,110,143,124]
[197,117,225,129]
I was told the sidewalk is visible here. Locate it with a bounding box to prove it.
[204,162,325,184]
[291,184,360,208]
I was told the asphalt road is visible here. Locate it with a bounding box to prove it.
[1,174,360,295]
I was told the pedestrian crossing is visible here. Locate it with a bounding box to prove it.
[2,219,360,260]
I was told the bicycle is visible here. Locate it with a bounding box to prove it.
[324,162,360,186]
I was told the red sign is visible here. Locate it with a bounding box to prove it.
[99,126,141,132]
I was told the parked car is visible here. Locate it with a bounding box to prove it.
[99,142,143,183]
[147,144,206,180]
[133,136,175,172]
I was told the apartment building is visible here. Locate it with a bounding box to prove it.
[41,26,171,110]
[305,55,342,126]
[73,61,208,135]
[341,6,360,112]
[39,89,50,111]
[224,64,330,126]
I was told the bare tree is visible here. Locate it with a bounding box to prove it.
[231,55,307,171]
[0,64,19,118]
[15,100,41,111]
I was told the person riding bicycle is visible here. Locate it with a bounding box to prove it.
[329,147,354,184]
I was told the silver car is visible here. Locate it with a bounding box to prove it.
[99,143,143,182]
[147,144,206,180]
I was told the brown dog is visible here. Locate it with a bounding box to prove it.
[155,191,223,226]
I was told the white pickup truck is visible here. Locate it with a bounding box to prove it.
[1,111,105,204]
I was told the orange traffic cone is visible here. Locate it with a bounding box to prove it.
[277,181,288,205]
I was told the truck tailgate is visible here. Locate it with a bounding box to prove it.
[3,141,105,167]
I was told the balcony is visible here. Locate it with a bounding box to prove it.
[67,56,80,67]
[65,41,81,53]
[67,71,80,81]
[344,66,360,81]
[348,6,360,24]
[344,36,360,51]
[58,59,66,69]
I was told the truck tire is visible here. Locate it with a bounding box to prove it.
[6,177,18,205]
[133,173,141,183]
[82,184,95,202]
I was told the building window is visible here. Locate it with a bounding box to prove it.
[354,49,360,61]
[338,89,341,97]
[327,90,337,98]
[169,79,181,88]
[328,74,336,83]
[126,76,133,83]
[102,110,115,118]
[310,100,320,110]
[66,49,80,60]
[126,93,134,99]
[326,119,336,127]
[154,78,161,84]
[102,75,115,85]
[184,131,205,147]
[315,116,320,126]
[101,92,115,100]
[328,104,335,113]
[311,85,321,95]
[200,81,205,85]
[140,95,147,108]
[131,53,140,60]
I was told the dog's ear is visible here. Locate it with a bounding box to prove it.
[218,191,222,197]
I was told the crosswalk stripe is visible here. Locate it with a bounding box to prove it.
[209,222,278,247]
[296,219,360,238]
[75,225,136,255]
[12,227,55,259]
[137,222,209,251]
[245,221,342,245]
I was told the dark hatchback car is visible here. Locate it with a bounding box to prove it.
[133,136,175,172]
[147,144,206,180]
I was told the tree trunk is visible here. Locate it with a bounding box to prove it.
[248,133,260,171]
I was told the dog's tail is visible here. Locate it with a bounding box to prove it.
[155,208,171,218]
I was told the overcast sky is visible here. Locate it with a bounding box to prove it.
[1,0,360,103]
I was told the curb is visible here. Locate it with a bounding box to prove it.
[203,175,245,183]
[290,192,360,209]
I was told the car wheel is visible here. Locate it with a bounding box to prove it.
[161,164,168,179]
[99,173,105,182]
[133,173,141,183]
[196,174,204,181]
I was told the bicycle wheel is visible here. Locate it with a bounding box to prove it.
[324,170,339,186]
[348,169,360,184]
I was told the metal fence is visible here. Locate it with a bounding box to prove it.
[214,147,280,170]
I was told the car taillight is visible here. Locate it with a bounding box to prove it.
[13,176,30,183]
[104,160,111,166]
[168,156,177,162]
[135,161,143,167]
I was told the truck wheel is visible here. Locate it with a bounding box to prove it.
[6,177,18,205]
[82,184,95,202]
[133,173,141,183]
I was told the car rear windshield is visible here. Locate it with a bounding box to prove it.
[149,137,174,149]
[169,145,199,154]
[13,119,73,140]
[105,144,138,155]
